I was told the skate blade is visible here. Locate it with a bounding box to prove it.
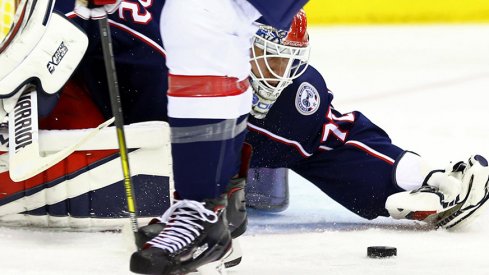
[224,238,242,268]
[194,245,233,275]
[195,260,227,275]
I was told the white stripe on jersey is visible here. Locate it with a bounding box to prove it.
[247,122,313,157]
[345,140,395,164]
[65,11,166,57]
[108,19,166,57]
[168,87,252,119]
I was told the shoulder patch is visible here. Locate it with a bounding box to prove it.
[295,82,320,115]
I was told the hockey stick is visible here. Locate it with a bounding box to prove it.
[98,15,139,238]
[7,85,115,181]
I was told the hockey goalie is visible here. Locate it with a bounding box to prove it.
[0,0,172,230]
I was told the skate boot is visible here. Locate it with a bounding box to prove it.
[130,196,232,275]
[225,142,251,240]
[133,178,248,269]
[134,178,248,270]
[134,144,252,269]
[386,155,489,230]
[222,177,247,268]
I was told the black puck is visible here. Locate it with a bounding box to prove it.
[367,246,397,258]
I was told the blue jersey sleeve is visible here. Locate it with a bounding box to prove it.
[248,0,309,30]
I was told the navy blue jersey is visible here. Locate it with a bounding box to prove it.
[54,0,168,124]
[247,66,406,219]
[247,66,330,167]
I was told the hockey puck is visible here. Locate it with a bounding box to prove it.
[367,246,397,258]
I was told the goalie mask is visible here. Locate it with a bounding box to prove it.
[250,9,310,119]
[0,0,88,98]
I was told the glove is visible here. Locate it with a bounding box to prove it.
[74,0,121,20]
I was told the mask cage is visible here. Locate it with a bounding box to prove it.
[250,32,310,99]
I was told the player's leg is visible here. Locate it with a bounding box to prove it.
[292,137,404,220]
[129,0,261,274]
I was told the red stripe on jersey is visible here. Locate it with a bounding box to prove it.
[168,75,250,98]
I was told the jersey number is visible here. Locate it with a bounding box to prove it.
[119,0,153,24]
[321,107,354,143]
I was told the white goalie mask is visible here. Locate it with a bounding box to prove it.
[0,0,88,98]
[250,9,310,119]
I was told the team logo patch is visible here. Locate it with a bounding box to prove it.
[295,82,320,115]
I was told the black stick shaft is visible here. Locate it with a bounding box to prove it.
[98,16,139,235]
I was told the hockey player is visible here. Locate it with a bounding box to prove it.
[129,1,310,274]
[243,11,489,229]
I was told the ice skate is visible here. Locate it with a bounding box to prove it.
[386,155,489,230]
[134,143,251,269]
[134,177,248,269]
[130,196,231,275]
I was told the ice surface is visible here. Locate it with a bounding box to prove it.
[1,25,488,274]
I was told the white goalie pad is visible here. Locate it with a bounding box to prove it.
[4,87,115,182]
[0,0,88,97]
[0,121,174,230]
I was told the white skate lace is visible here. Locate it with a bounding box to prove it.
[147,199,218,253]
